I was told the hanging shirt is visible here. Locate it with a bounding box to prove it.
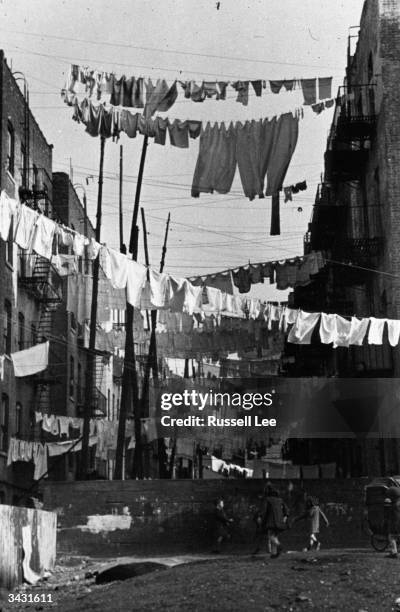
[334,315,352,348]
[31,215,56,260]
[319,313,337,344]
[287,311,320,344]
[14,204,38,250]
[120,110,138,138]
[232,267,252,294]
[126,260,147,308]
[144,78,178,117]
[368,317,386,345]
[149,269,171,308]
[107,248,129,289]
[387,319,400,347]
[168,120,189,148]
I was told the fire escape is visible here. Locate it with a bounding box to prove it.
[18,247,63,416]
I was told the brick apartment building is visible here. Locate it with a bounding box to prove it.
[286,0,400,476]
[0,53,119,501]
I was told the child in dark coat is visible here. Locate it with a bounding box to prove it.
[262,488,289,558]
[213,498,234,553]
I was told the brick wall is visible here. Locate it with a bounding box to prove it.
[42,479,370,556]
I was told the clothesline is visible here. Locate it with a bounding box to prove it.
[63,64,333,112]
[0,191,325,323]
[189,251,325,293]
[276,307,400,348]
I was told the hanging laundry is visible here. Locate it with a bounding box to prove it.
[0,191,17,241]
[86,237,101,260]
[191,122,237,197]
[107,248,129,289]
[190,270,235,295]
[269,80,284,94]
[50,254,78,276]
[187,120,202,139]
[216,81,228,100]
[205,287,224,312]
[149,269,172,308]
[231,81,249,105]
[126,260,148,308]
[284,186,293,202]
[325,98,335,109]
[287,311,320,344]
[120,109,139,137]
[14,204,38,250]
[251,80,264,96]
[72,233,87,257]
[57,226,74,247]
[387,319,400,347]
[168,119,189,148]
[368,317,386,345]
[31,214,56,260]
[312,102,325,114]
[319,313,337,344]
[32,443,47,480]
[334,316,352,348]
[11,342,49,377]
[236,119,266,200]
[300,78,317,105]
[232,267,252,294]
[144,79,178,117]
[152,116,168,145]
[318,77,332,100]
[265,112,299,197]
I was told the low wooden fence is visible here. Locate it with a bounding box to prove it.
[0,505,57,589]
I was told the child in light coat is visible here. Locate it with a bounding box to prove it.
[295,496,329,551]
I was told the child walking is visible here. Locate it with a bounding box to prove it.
[295,496,329,551]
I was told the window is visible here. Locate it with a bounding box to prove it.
[31,323,37,347]
[7,121,14,176]
[77,363,82,403]
[69,356,74,399]
[107,390,111,419]
[0,394,9,452]
[368,52,374,82]
[112,393,115,421]
[15,402,22,437]
[20,144,27,186]
[18,312,24,350]
[6,217,13,265]
[33,165,39,190]
[3,300,12,354]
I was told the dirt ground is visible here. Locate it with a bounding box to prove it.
[2,549,400,612]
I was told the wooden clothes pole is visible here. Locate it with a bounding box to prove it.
[115,135,148,480]
[119,144,126,254]
[80,136,105,479]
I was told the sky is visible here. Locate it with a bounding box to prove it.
[0,0,364,299]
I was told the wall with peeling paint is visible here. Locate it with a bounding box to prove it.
[41,479,370,556]
[0,505,57,589]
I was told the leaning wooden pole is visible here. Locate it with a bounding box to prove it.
[80,136,105,479]
[115,135,148,480]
